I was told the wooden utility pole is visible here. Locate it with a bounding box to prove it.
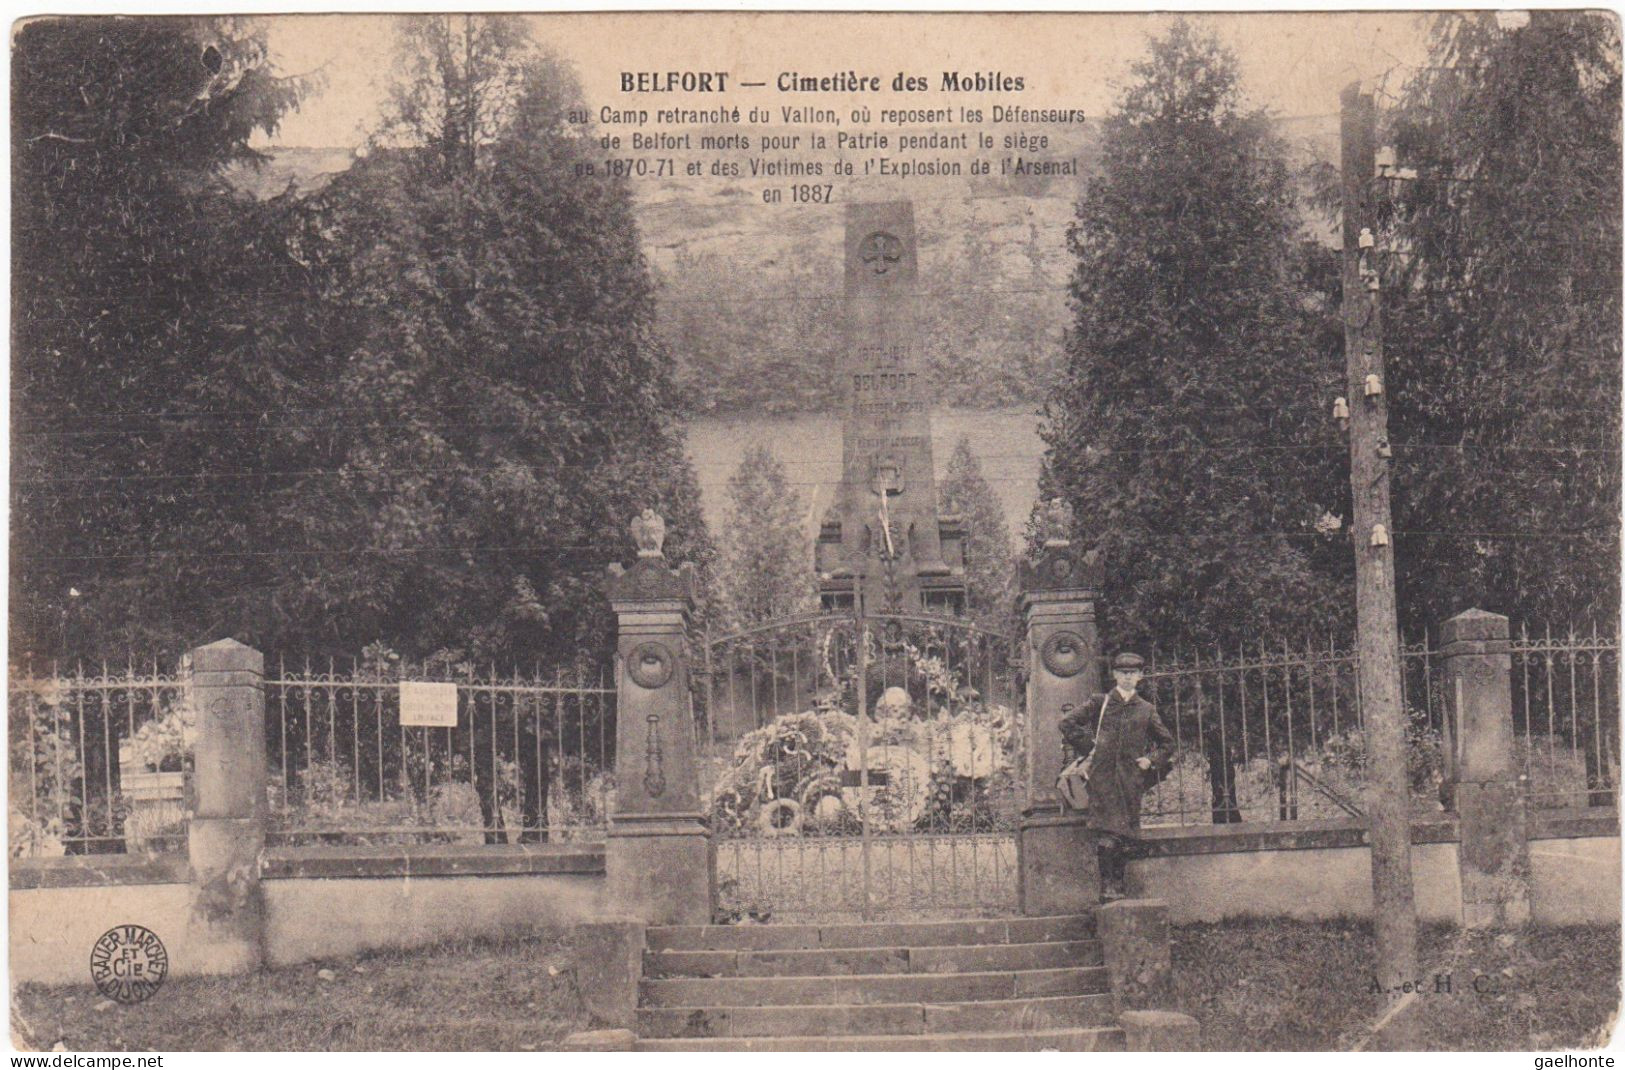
[1341,82,1420,1049]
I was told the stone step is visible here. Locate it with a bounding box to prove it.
[639,965,1109,1007]
[644,939,1101,978]
[646,914,1094,952]
[635,1026,1126,1051]
[637,992,1117,1038]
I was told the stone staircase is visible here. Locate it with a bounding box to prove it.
[633,914,1123,1051]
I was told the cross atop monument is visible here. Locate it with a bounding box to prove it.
[817,201,966,615]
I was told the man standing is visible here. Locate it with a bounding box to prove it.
[1059,652,1174,901]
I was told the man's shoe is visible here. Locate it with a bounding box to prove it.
[1100,888,1125,904]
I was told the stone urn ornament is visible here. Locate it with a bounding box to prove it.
[631,508,666,558]
[1038,498,1074,548]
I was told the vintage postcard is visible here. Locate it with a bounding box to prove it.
[8,10,1620,1055]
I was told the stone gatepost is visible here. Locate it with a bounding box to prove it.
[1442,609,1531,927]
[605,509,715,925]
[1016,524,1106,915]
[187,638,267,972]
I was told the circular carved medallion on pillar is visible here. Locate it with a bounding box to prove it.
[1040,630,1089,678]
[1048,554,1076,583]
[627,642,675,689]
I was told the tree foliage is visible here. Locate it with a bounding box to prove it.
[1041,20,1351,654]
[265,15,713,663]
[1382,12,1622,633]
[12,15,713,666]
[939,438,1017,632]
[717,444,814,628]
[11,16,305,659]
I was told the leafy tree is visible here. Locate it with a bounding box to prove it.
[1041,19,1350,656]
[939,437,1017,631]
[11,17,305,660]
[12,15,715,672]
[1382,12,1622,634]
[262,16,716,842]
[232,15,716,666]
[717,444,814,628]
[1040,21,1353,824]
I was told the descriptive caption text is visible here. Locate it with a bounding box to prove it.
[564,69,1085,203]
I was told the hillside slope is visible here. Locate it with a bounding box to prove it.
[240,112,1334,418]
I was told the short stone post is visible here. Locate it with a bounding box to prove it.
[187,638,267,972]
[1118,1010,1201,1052]
[1442,609,1531,927]
[1016,522,1106,915]
[1097,898,1174,1009]
[605,510,715,925]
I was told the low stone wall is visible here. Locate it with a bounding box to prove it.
[262,845,607,967]
[1127,813,1619,926]
[10,854,247,987]
[10,845,608,987]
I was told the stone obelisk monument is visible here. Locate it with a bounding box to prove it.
[816,201,965,614]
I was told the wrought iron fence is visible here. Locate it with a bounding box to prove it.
[265,659,617,846]
[12,621,1611,859]
[1137,639,1437,827]
[9,659,190,858]
[701,612,1022,919]
[1138,624,1619,827]
[699,612,1018,745]
[7,654,616,856]
[1512,624,1619,810]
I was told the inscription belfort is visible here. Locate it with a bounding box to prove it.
[853,371,918,393]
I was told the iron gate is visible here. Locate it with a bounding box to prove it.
[699,609,1023,920]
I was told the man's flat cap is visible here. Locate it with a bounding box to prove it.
[1112,652,1146,670]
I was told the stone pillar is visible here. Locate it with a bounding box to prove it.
[1016,530,1105,915]
[187,638,266,972]
[606,510,715,925]
[1442,609,1531,927]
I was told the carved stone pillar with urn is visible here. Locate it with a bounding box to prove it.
[1017,508,1107,915]
[606,509,716,925]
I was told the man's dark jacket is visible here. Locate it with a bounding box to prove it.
[1058,689,1174,837]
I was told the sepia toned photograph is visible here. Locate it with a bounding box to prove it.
[7,9,1621,1054]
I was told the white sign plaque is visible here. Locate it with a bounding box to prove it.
[399,681,458,727]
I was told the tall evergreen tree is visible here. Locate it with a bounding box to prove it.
[12,15,713,665]
[11,17,305,659]
[266,14,714,664]
[939,438,1017,631]
[717,444,813,628]
[1042,20,1350,656]
[1383,12,1622,634]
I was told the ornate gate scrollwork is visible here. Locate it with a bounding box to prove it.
[701,610,1023,919]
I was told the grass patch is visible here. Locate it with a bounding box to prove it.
[1171,918,1621,1051]
[11,933,591,1052]
[16,915,1618,1051]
